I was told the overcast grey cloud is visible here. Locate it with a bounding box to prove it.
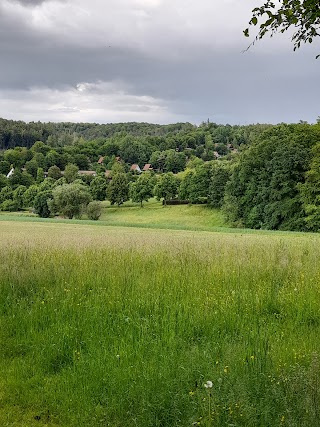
[8,0,49,5]
[0,0,319,124]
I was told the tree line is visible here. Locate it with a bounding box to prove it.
[1,119,320,231]
[0,158,230,220]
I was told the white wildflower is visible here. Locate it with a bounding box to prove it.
[204,380,213,388]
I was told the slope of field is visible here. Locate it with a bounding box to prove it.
[0,199,227,232]
[100,199,227,230]
[1,220,320,426]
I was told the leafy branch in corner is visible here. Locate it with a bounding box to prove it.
[244,0,320,58]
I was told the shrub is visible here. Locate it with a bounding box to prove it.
[1,199,18,212]
[86,201,102,220]
[34,190,52,218]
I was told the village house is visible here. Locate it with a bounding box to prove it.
[59,170,97,177]
[78,170,97,177]
[142,164,153,171]
[130,164,141,173]
[6,167,14,178]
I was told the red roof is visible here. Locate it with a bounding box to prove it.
[143,163,153,171]
[130,164,141,171]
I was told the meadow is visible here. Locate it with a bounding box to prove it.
[1,210,320,426]
[0,198,227,232]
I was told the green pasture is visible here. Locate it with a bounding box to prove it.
[1,219,320,426]
[0,198,227,232]
[99,199,227,230]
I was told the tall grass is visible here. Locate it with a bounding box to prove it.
[1,223,320,426]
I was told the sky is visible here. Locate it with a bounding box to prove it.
[0,0,319,125]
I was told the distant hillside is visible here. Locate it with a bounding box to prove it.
[0,119,195,149]
[0,117,271,150]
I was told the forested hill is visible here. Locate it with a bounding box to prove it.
[0,119,198,149]
[2,118,320,232]
[0,118,271,150]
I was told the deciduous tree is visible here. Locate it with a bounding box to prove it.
[245,1,320,57]
[64,163,79,183]
[208,162,231,208]
[299,143,320,230]
[154,172,179,206]
[107,173,129,206]
[130,172,155,207]
[48,165,62,180]
[50,183,92,219]
[13,185,27,210]
[90,176,108,201]
[34,190,52,218]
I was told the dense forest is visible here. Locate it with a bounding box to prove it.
[1,117,320,231]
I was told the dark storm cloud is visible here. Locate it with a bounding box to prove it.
[0,0,319,124]
[0,9,147,90]
[0,4,166,91]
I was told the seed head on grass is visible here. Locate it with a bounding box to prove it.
[204,381,213,425]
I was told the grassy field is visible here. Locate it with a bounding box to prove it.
[0,198,227,232]
[1,215,320,426]
[99,199,227,230]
